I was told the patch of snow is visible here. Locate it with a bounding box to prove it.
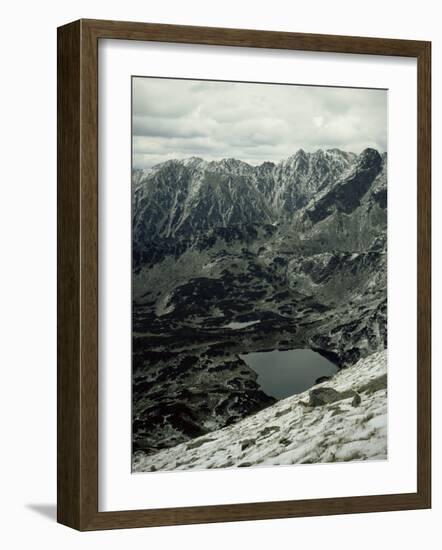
[155,293,175,317]
[224,320,261,330]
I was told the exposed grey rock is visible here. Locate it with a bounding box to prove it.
[352,393,362,407]
[309,387,342,406]
[357,373,388,395]
[314,376,331,385]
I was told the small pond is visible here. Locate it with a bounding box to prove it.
[240,348,338,399]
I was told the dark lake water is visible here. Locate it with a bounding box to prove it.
[240,349,338,399]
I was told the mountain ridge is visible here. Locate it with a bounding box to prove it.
[133,148,385,258]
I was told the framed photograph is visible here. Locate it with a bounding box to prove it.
[57,19,431,530]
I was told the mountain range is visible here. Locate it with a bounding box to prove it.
[131,147,387,463]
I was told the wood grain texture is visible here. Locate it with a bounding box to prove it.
[83,18,427,56]
[57,19,431,531]
[416,42,431,506]
[57,20,81,529]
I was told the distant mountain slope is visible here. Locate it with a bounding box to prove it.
[133,350,387,472]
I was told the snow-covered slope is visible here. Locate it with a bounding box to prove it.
[133,350,387,472]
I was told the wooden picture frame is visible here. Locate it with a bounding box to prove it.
[57,18,431,531]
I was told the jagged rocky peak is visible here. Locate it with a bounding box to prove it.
[180,156,206,169]
[181,155,204,163]
[269,148,358,214]
[356,147,383,170]
[299,147,385,229]
[259,160,276,170]
[206,157,255,177]
[277,148,355,171]
[285,148,309,171]
[274,149,309,178]
[324,148,356,162]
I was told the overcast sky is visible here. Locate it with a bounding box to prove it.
[132,77,387,168]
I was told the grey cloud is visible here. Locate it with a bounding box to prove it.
[133,135,223,156]
[132,77,387,168]
[133,115,210,138]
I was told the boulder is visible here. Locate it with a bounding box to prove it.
[309,387,342,407]
[314,375,331,385]
[351,393,362,407]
